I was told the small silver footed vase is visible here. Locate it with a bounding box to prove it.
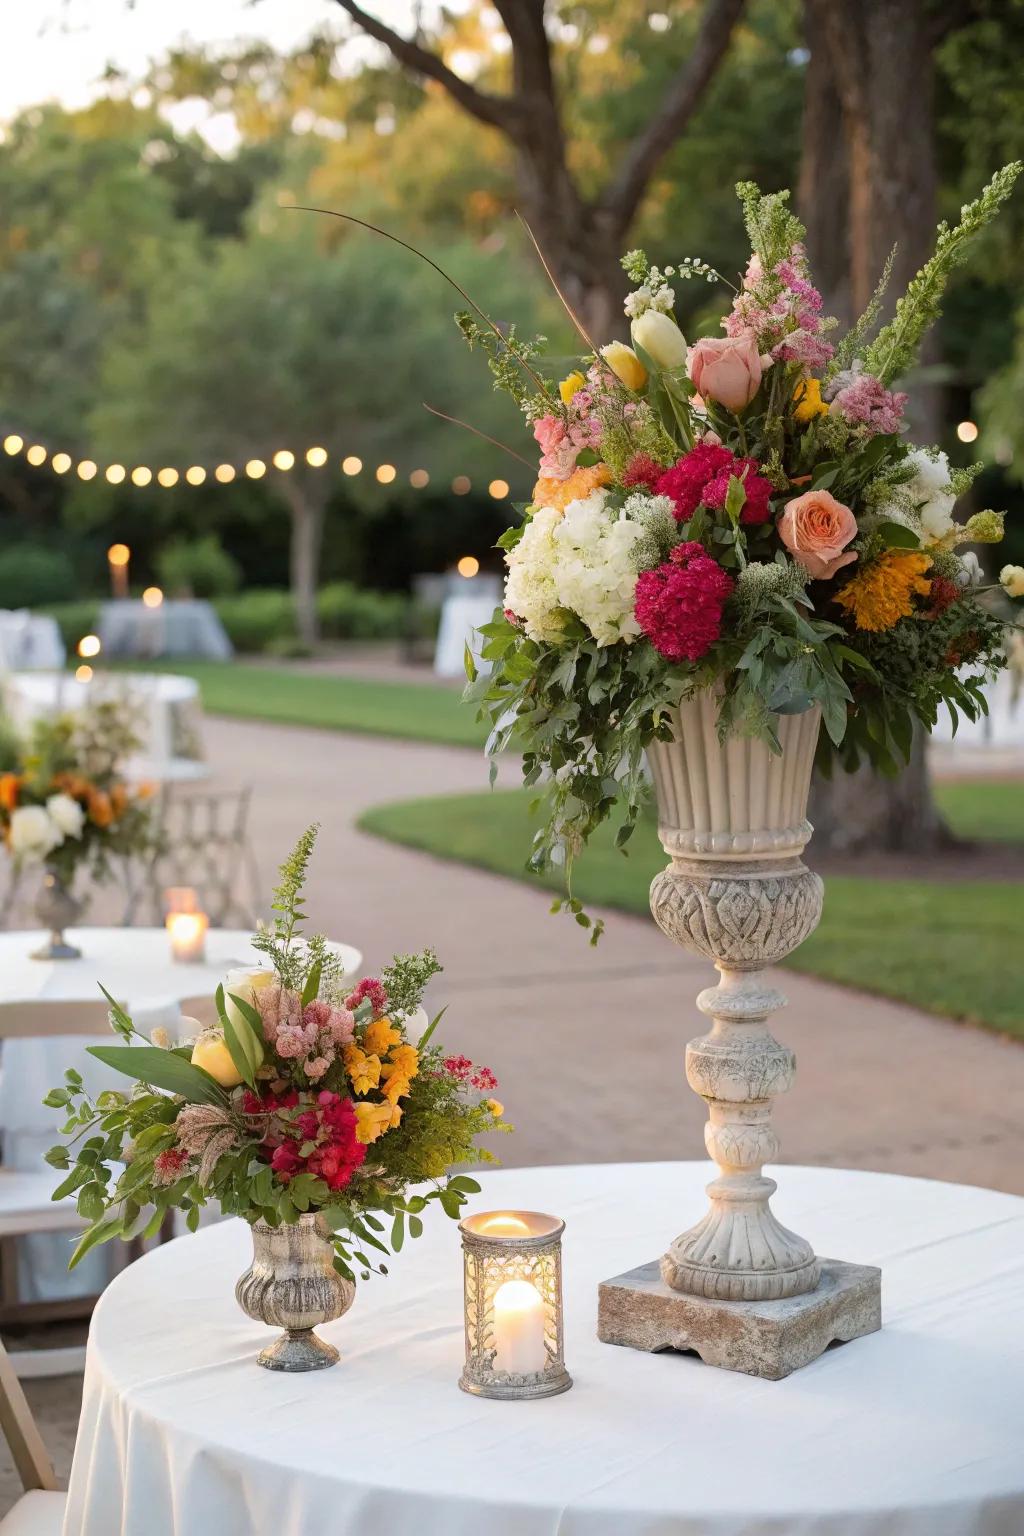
[31,868,84,961]
[235,1213,355,1371]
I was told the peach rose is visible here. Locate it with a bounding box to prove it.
[687,334,766,413]
[778,490,859,581]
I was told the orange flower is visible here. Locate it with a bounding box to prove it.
[87,789,114,828]
[532,461,612,514]
[0,774,21,812]
[363,1016,401,1055]
[388,1043,419,1080]
[835,550,933,632]
[110,784,128,817]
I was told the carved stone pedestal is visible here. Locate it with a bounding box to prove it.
[600,695,881,1375]
[598,1258,881,1381]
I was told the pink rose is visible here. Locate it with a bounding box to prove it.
[687,335,766,412]
[778,490,859,580]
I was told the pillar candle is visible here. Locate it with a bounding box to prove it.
[492,1279,546,1375]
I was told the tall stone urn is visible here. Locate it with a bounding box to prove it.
[598,693,881,1379]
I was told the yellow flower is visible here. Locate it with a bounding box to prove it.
[532,461,612,513]
[388,1043,419,1080]
[381,1070,411,1106]
[835,550,932,632]
[559,370,586,404]
[963,510,1004,544]
[1000,563,1024,598]
[191,1032,244,1088]
[485,1098,504,1118]
[353,1100,393,1145]
[363,1017,401,1055]
[600,341,647,392]
[792,377,828,421]
[343,1045,381,1096]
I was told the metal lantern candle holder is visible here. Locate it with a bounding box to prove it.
[459,1210,571,1400]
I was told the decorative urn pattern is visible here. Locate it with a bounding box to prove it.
[648,695,824,1303]
[235,1213,355,1371]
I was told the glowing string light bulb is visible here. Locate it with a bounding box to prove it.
[305,446,327,467]
[26,445,47,466]
[3,434,23,455]
[185,466,206,486]
[272,449,295,471]
[157,467,179,487]
[131,467,152,487]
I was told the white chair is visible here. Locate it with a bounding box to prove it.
[0,998,128,1379]
[0,1332,65,1532]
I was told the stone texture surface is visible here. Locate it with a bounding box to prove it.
[598,1258,882,1380]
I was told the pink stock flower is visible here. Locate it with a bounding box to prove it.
[303,999,354,1047]
[634,541,734,663]
[688,334,766,412]
[829,373,907,435]
[253,982,301,1046]
[778,490,859,581]
[303,1055,332,1082]
[275,1020,319,1059]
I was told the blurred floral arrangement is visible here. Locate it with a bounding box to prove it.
[46,826,507,1283]
[0,700,157,885]
[426,162,1024,927]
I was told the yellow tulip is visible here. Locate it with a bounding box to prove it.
[600,341,647,392]
[559,370,586,404]
[191,1032,243,1088]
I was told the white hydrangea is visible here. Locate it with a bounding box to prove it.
[904,448,957,544]
[552,490,644,647]
[503,506,565,644]
[956,551,983,589]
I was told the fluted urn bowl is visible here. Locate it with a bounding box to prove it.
[235,1212,355,1371]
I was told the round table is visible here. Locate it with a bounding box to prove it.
[63,1163,1024,1536]
[0,929,361,1302]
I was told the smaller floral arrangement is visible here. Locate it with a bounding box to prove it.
[0,701,157,884]
[45,826,507,1283]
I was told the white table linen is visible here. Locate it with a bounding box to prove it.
[0,930,361,1302]
[63,1162,1024,1536]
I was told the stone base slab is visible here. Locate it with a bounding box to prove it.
[598,1258,881,1380]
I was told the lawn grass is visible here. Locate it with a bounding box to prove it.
[112,660,487,749]
[358,785,1023,1040]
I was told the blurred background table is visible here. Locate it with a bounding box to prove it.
[98,599,232,662]
[1,670,207,784]
[62,1162,1024,1536]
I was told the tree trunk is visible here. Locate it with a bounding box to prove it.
[801,0,948,853]
[284,476,325,648]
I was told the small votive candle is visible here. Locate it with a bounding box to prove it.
[459,1209,571,1400]
[166,909,208,963]
[165,886,199,915]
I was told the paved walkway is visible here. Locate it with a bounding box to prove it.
[203,714,1024,1196]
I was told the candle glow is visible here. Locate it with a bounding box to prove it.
[492,1279,547,1375]
[167,910,208,964]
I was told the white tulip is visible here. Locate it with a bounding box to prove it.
[9,805,62,862]
[223,966,276,1030]
[46,792,85,839]
[631,308,688,371]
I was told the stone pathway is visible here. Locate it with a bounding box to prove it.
[6,713,1023,1513]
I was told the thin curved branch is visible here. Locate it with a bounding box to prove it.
[330,0,521,134]
[423,404,533,467]
[601,0,749,234]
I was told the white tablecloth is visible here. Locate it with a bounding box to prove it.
[0,611,64,671]
[63,1163,1024,1536]
[98,600,232,662]
[433,580,501,677]
[0,929,361,1302]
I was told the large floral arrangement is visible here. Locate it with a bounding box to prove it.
[46,826,506,1281]
[0,701,157,884]
[453,165,1024,926]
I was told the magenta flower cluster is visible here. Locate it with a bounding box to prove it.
[654,443,773,526]
[634,540,735,663]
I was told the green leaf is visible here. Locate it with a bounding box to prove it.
[464,642,478,684]
[875,520,921,549]
[86,1045,228,1106]
[68,1215,123,1270]
[391,1211,405,1252]
[417,1006,447,1051]
[447,1176,481,1194]
[226,993,266,1050]
[408,1214,423,1239]
[301,960,323,1009]
[219,1013,256,1089]
[98,984,133,1036]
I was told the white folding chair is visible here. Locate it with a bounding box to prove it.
[0,999,125,1380]
[0,1332,65,1532]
